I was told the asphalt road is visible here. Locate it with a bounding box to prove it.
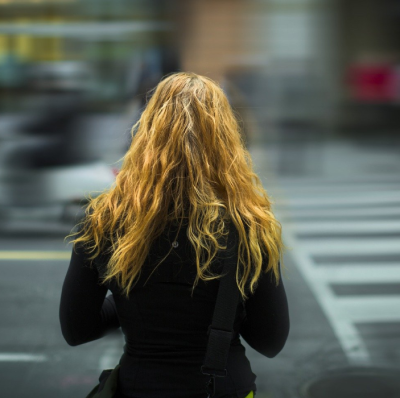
[0,234,342,398]
[1,139,399,398]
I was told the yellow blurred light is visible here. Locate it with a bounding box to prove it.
[0,251,71,260]
[0,0,77,4]
[0,35,7,57]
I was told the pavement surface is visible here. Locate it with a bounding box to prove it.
[250,137,400,397]
[0,138,399,398]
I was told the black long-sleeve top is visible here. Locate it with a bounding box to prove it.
[60,223,290,398]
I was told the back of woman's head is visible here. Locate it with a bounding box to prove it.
[72,72,283,298]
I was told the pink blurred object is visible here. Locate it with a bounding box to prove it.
[348,64,397,102]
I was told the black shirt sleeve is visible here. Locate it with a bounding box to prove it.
[59,243,120,346]
[239,262,290,358]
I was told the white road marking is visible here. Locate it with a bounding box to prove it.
[285,221,400,234]
[0,251,70,260]
[311,262,400,268]
[273,173,400,366]
[283,231,372,364]
[278,183,400,194]
[278,206,400,219]
[0,353,47,362]
[313,266,400,284]
[276,175,400,185]
[300,239,400,255]
[284,192,400,207]
[335,296,400,323]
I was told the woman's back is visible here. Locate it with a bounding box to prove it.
[60,72,289,398]
[61,222,289,398]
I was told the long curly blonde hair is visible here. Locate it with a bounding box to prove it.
[70,72,284,298]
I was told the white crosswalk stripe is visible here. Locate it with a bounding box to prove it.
[0,353,47,362]
[285,221,400,234]
[272,175,400,366]
[335,296,400,323]
[311,265,400,284]
[278,191,400,207]
[300,239,400,255]
[278,206,400,219]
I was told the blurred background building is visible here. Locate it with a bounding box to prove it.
[0,0,399,223]
[0,0,399,156]
[0,0,175,221]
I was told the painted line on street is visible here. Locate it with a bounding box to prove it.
[0,353,47,362]
[0,251,70,260]
[278,206,400,218]
[279,183,400,194]
[283,231,372,365]
[313,266,400,284]
[285,220,400,234]
[284,192,400,207]
[313,262,400,268]
[301,239,400,255]
[336,296,400,323]
[276,174,400,185]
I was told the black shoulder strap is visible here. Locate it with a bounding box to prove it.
[201,225,241,396]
